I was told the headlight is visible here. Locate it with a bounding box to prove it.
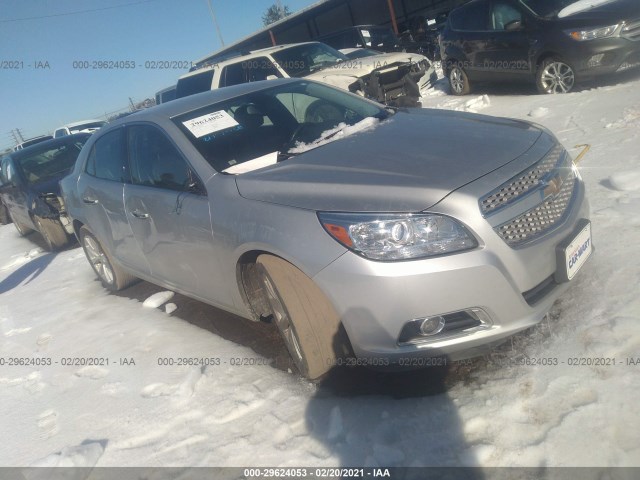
[565,24,619,41]
[317,212,478,261]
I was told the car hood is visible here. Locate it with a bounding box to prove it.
[556,0,640,24]
[304,55,418,84]
[235,109,543,212]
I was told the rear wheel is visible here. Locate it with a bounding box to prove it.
[256,254,348,380]
[448,63,471,96]
[34,217,69,252]
[537,58,575,94]
[79,226,137,291]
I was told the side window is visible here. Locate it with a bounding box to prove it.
[221,57,282,87]
[86,129,127,182]
[491,2,522,30]
[127,125,194,192]
[175,69,215,98]
[450,1,490,31]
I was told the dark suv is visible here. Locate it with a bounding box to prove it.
[440,0,640,94]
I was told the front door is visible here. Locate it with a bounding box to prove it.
[124,124,218,300]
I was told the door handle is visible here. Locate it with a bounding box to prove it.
[130,209,150,219]
[83,197,99,205]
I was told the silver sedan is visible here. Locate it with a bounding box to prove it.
[60,79,592,379]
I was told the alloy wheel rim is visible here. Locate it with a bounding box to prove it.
[262,274,304,368]
[84,236,114,285]
[541,62,574,94]
[450,67,464,94]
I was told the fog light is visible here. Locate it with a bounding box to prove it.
[419,316,446,336]
[587,54,605,68]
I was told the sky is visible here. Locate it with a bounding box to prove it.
[0,0,317,150]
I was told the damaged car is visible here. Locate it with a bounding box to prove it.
[61,79,592,380]
[0,134,90,250]
[176,42,434,106]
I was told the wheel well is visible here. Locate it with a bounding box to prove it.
[237,250,273,322]
[536,52,562,68]
[72,220,85,240]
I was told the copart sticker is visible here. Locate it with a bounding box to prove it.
[183,110,239,138]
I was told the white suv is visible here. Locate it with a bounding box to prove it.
[176,42,436,106]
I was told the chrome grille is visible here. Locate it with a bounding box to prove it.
[623,19,640,41]
[480,144,564,214]
[496,173,576,246]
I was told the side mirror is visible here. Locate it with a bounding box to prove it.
[504,20,523,31]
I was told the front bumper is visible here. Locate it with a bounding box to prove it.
[352,61,435,106]
[567,36,640,77]
[312,153,591,363]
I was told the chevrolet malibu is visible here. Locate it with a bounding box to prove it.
[60,79,592,379]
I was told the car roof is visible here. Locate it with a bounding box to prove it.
[109,78,302,125]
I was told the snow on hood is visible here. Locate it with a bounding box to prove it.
[287,117,381,154]
[558,0,619,17]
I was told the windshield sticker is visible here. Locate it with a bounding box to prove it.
[182,110,239,138]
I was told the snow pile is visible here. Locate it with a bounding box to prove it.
[608,170,640,191]
[558,0,617,18]
[287,117,380,154]
[528,106,549,118]
[142,291,174,308]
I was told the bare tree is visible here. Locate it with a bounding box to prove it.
[262,2,291,26]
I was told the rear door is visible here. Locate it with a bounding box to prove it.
[77,128,151,275]
[124,123,216,299]
[448,0,493,79]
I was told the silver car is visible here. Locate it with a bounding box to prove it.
[61,79,592,379]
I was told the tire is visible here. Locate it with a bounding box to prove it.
[256,254,348,380]
[79,226,137,291]
[448,62,471,96]
[35,217,69,252]
[0,201,10,225]
[536,57,575,94]
[9,211,32,236]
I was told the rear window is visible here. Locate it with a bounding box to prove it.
[15,135,89,185]
[176,69,215,98]
[450,1,490,31]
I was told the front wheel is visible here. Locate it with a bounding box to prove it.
[537,58,575,94]
[448,63,471,96]
[79,226,137,291]
[256,255,349,380]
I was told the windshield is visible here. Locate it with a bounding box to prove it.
[15,135,89,185]
[520,0,581,17]
[359,27,398,49]
[271,43,348,77]
[173,81,391,173]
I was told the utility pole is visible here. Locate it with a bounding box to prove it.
[206,0,225,47]
[10,129,25,144]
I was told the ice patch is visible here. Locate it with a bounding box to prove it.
[142,291,175,308]
[30,440,105,468]
[4,327,32,336]
[608,171,640,192]
[1,247,44,271]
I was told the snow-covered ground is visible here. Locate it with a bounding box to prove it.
[1,70,640,469]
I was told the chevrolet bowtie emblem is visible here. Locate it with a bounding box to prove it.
[543,174,564,200]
